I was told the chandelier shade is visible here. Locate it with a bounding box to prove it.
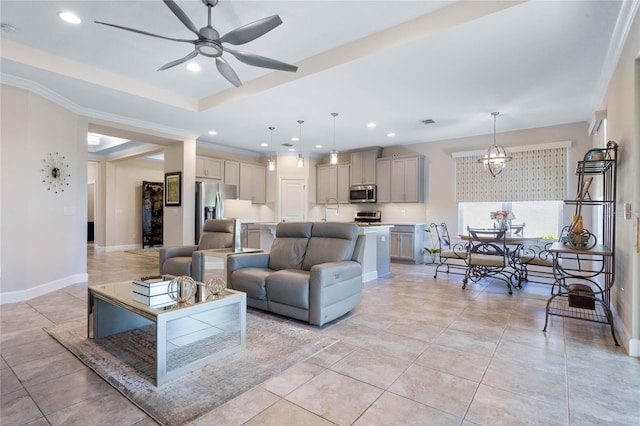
[479,112,512,177]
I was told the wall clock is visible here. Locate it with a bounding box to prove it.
[41,152,70,193]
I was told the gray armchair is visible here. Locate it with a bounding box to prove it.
[159,219,235,281]
[227,222,365,326]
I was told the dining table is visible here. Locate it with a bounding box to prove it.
[458,233,542,286]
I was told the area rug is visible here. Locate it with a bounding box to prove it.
[45,312,338,426]
[125,248,160,258]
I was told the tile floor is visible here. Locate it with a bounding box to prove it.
[1,247,639,425]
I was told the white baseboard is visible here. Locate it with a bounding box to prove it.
[629,339,640,357]
[362,270,378,283]
[0,273,88,304]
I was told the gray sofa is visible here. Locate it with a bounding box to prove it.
[227,222,365,326]
[159,219,234,281]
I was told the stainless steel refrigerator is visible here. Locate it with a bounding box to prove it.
[195,182,237,244]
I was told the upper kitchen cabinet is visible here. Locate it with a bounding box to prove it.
[239,162,266,204]
[350,148,381,185]
[196,156,223,180]
[377,155,425,203]
[317,163,350,204]
[224,160,239,186]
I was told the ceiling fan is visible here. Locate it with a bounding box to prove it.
[95,0,298,87]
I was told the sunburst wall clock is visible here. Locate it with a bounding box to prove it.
[41,152,70,194]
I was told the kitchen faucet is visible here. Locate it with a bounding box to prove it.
[323,198,340,222]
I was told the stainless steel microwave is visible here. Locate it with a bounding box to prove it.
[349,185,377,203]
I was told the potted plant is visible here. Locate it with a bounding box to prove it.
[423,247,441,264]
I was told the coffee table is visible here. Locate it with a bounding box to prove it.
[88,281,246,386]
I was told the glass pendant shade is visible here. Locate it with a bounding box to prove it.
[330,112,339,165]
[296,120,304,168]
[267,126,276,172]
[479,112,511,177]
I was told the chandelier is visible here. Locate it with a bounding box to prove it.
[478,112,511,177]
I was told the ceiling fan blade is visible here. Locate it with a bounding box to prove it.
[225,49,298,72]
[219,15,283,45]
[215,57,242,87]
[163,0,202,37]
[158,50,198,71]
[95,21,194,43]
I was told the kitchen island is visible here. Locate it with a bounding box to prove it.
[357,224,393,282]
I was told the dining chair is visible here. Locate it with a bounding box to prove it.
[429,222,468,279]
[462,227,517,294]
[510,222,525,236]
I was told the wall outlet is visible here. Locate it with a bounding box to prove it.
[401,209,406,216]
[624,203,632,220]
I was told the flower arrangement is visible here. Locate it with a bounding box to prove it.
[490,210,515,220]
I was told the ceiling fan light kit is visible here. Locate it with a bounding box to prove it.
[95,0,298,87]
[478,112,512,177]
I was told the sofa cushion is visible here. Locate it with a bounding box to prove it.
[268,222,313,271]
[266,270,310,309]
[302,223,358,271]
[229,268,271,301]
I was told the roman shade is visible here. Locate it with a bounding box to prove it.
[455,145,567,202]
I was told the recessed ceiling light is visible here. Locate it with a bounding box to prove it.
[367,122,376,128]
[387,133,396,137]
[315,145,322,148]
[261,143,268,147]
[288,148,295,152]
[59,12,81,24]
[291,137,299,142]
[187,62,200,72]
[208,130,217,135]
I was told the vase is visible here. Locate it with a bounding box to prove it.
[494,219,509,232]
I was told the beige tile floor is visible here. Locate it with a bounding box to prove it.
[2,247,639,425]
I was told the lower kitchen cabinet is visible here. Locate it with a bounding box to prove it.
[389,224,425,264]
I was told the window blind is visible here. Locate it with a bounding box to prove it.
[455,147,566,202]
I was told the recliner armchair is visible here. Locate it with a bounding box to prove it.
[227,222,365,326]
[159,219,235,281]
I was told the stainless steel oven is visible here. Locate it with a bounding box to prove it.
[349,185,377,203]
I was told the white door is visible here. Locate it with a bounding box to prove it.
[280,178,306,222]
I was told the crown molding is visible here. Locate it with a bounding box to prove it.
[589,1,640,113]
[1,73,198,140]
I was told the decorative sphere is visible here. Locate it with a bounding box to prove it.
[206,277,226,297]
[168,276,197,303]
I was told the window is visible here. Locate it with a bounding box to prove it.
[454,143,570,239]
[459,201,562,239]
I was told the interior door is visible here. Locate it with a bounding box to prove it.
[280,178,306,222]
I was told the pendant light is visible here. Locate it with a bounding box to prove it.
[267,126,276,172]
[297,120,304,168]
[478,112,512,177]
[330,112,339,164]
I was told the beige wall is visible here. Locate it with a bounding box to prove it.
[598,9,640,355]
[0,85,88,302]
[101,159,163,250]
